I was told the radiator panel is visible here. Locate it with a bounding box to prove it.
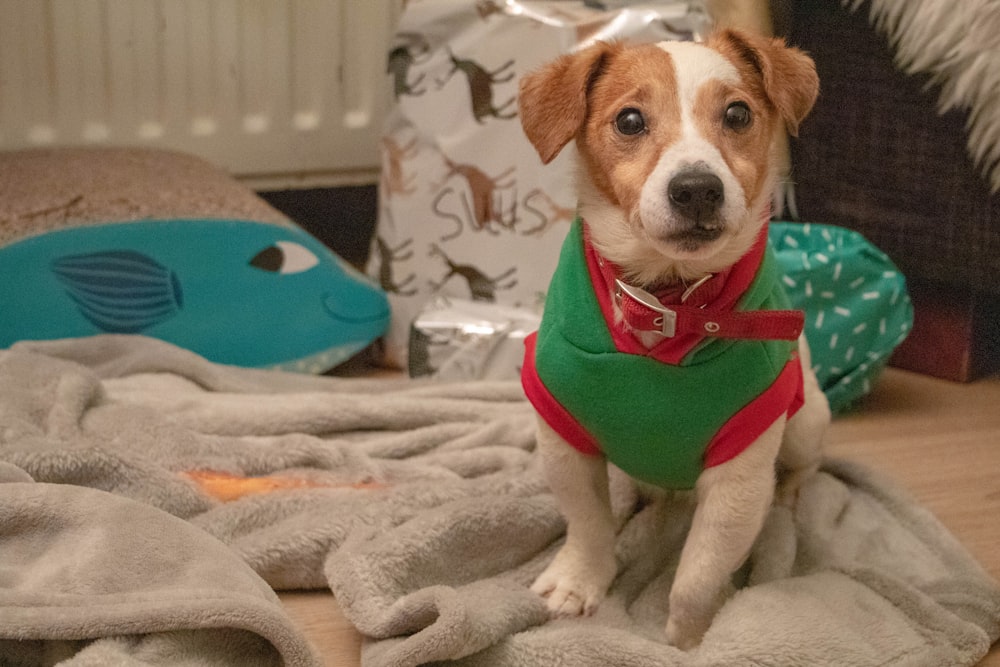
[0,0,397,184]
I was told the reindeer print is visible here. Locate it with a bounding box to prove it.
[437,48,517,123]
[521,188,575,236]
[388,32,431,98]
[374,234,418,296]
[380,136,420,199]
[430,154,519,237]
[428,243,517,302]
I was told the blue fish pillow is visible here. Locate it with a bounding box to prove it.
[1,218,389,373]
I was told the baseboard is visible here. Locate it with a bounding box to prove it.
[890,280,1000,382]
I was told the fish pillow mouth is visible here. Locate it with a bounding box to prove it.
[322,292,391,325]
[247,238,390,328]
[1,218,389,373]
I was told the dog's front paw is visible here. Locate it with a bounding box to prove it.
[665,611,711,651]
[665,588,723,651]
[531,547,615,617]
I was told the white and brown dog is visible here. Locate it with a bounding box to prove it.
[519,30,829,650]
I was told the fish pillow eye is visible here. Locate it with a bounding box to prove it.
[1,217,390,373]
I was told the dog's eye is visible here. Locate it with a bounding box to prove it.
[614,108,646,136]
[724,102,752,130]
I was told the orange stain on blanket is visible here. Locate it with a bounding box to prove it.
[184,470,384,502]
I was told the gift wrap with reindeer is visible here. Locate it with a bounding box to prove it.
[370,0,712,366]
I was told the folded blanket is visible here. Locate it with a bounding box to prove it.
[1,335,998,666]
[0,477,320,667]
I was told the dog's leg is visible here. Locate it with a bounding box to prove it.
[532,418,617,617]
[665,417,785,650]
[776,336,830,505]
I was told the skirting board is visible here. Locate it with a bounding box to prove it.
[890,280,1000,382]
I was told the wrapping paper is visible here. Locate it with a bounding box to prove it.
[371,0,711,366]
[409,297,540,380]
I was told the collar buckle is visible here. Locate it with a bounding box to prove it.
[614,279,677,337]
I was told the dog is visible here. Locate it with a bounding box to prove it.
[518,30,828,650]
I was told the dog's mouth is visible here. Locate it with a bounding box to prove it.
[673,221,724,241]
[636,214,729,261]
[665,221,726,252]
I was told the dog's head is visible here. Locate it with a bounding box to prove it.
[519,31,818,286]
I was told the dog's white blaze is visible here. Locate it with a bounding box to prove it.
[658,41,740,136]
[636,42,749,263]
[654,42,742,184]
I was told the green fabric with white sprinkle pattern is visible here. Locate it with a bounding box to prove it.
[770,221,913,412]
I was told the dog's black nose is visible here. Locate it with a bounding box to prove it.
[668,171,725,221]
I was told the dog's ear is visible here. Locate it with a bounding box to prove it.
[518,42,615,164]
[711,30,819,137]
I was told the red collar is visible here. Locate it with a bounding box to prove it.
[583,220,804,364]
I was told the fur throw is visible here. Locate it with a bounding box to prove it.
[844,0,1000,192]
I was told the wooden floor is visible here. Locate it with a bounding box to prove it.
[279,368,1000,666]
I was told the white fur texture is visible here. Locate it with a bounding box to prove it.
[845,0,1000,191]
[657,41,741,107]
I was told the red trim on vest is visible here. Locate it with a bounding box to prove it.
[521,332,603,456]
[703,355,805,468]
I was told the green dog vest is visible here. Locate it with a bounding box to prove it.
[522,219,804,490]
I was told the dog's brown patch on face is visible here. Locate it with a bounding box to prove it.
[698,30,819,212]
[707,31,819,138]
[577,45,683,221]
[691,78,776,214]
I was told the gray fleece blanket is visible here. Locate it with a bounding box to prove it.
[1,335,998,667]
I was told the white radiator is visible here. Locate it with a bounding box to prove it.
[0,0,399,187]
